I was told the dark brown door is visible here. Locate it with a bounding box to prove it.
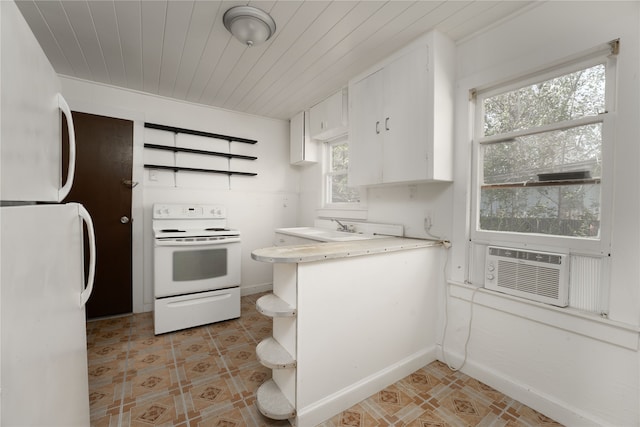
[63,112,133,319]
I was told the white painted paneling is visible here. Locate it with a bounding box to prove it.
[33,1,91,80]
[233,1,359,113]
[183,2,240,103]
[214,1,303,107]
[140,1,166,94]
[17,0,534,119]
[16,1,75,76]
[251,1,386,117]
[221,1,330,110]
[158,1,194,98]
[85,1,127,87]
[60,1,109,84]
[265,0,419,119]
[171,1,221,100]
[113,1,143,90]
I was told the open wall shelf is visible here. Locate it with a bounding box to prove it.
[143,122,258,177]
[144,122,257,144]
[143,164,257,176]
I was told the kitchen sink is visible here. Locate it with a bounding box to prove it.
[276,227,383,242]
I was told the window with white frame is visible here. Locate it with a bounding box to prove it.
[472,42,617,253]
[324,138,361,206]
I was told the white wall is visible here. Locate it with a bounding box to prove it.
[298,158,454,241]
[447,2,640,426]
[60,77,300,313]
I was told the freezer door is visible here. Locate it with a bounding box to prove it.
[0,1,76,202]
[1,203,92,426]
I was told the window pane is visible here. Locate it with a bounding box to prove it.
[480,184,600,238]
[483,123,602,184]
[330,142,349,172]
[484,64,605,137]
[329,173,360,203]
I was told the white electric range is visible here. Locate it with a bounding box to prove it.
[152,203,241,334]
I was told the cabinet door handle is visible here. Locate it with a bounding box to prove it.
[385,117,390,131]
[376,121,380,134]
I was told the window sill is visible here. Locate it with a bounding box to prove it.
[447,281,639,350]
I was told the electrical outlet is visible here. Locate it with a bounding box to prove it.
[149,169,158,181]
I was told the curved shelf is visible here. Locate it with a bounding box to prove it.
[256,337,296,369]
[256,294,296,318]
[256,379,296,420]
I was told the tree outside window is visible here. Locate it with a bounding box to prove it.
[326,140,360,205]
[478,63,606,239]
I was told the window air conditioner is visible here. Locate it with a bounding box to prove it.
[485,246,569,307]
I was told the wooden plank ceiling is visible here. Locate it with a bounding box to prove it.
[15,1,534,120]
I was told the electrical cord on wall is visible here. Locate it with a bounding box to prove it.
[441,271,479,372]
[422,214,476,371]
[436,236,479,372]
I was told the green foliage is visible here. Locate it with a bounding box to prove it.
[479,64,605,238]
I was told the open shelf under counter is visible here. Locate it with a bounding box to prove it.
[256,379,296,421]
[256,293,297,317]
[257,337,296,369]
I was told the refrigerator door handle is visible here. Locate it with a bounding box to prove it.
[58,93,76,201]
[78,204,96,307]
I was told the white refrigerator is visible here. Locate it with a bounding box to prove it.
[1,204,96,426]
[0,0,95,425]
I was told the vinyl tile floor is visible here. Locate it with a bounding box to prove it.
[87,293,563,427]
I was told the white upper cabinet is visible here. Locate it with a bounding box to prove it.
[349,70,384,185]
[289,111,317,165]
[309,88,348,141]
[1,0,76,202]
[348,30,455,186]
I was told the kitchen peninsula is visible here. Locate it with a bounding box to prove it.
[251,237,443,426]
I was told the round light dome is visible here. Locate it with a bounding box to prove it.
[223,6,276,47]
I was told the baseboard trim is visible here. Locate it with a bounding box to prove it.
[240,283,272,296]
[436,346,611,427]
[297,346,437,426]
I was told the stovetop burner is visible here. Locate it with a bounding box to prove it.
[152,203,239,239]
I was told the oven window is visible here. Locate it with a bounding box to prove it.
[173,249,227,281]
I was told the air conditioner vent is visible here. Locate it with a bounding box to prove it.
[486,246,568,307]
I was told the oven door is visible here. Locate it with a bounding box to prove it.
[154,238,241,298]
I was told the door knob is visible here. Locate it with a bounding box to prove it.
[120,216,130,224]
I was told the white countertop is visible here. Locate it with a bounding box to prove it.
[275,226,389,242]
[251,237,441,263]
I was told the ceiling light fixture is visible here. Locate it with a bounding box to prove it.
[223,6,276,47]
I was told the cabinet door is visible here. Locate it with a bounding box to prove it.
[348,70,384,186]
[309,99,327,139]
[309,90,347,141]
[382,46,430,184]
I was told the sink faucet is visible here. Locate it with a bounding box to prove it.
[332,218,351,232]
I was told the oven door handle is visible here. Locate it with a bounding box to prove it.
[155,237,241,246]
